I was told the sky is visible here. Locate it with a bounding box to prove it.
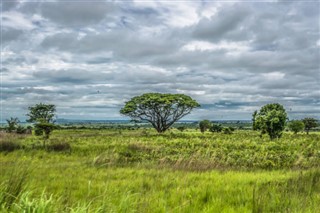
[1,0,319,122]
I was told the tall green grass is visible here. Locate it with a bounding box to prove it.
[0,129,319,212]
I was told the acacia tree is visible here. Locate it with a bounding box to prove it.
[120,93,200,133]
[302,118,318,134]
[254,103,288,140]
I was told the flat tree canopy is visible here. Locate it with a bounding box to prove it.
[120,93,200,133]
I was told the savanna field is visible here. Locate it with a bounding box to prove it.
[1,129,319,213]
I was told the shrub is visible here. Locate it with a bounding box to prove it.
[199,120,212,133]
[210,124,223,133]
[0,140,20,152]
[34,127,43,136]
[223,127,233,134]
[177,126,186,132]
[16,126,27,134]
[288,120,305,134]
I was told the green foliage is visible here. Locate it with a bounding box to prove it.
[16,126,27,134]
[252,110,258,130]
[26,103,56,123]
[177,126,186,132]
[199,120,212,133]
[34,121,56,142]
[6,117,19,133]
[34,127,44,136]
[120,93,200,133]
[210,123,223,132]
[302,117,318,134]
[288,120,305,134]
[26,103,57,144]
[254,103,288,140]
[223,127,234,134]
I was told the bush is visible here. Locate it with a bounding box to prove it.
[16,126,27,134]
[288,120,305,134]
[34,127,43,136]
[177,126,186,132]
[199,120,212,133]
[0,140,20,152]
[210,124,223,133]
[223,127,233,134]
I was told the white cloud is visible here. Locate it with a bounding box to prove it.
[1,11,35,30]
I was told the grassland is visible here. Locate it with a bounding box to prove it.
[1,129,319,212]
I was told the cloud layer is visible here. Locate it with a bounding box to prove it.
[1,0,319,121]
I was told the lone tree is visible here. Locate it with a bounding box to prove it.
[199,120,212,133]
[6,117,20,133]
[288,120,305,134]
[302,118,318,134]
[120,93,200,133]
[254,103,288,140]
[26,103,56,146]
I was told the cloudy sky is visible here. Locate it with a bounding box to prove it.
[1,0,319,122]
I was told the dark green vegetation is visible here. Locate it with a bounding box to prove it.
[199,120,211,133]
[27,103,57,142]
[303,118,319,134]
[120,93,200,133]
[253,103,288,140]
[5,118,20,133]
[1,129,319,212]
[288,120,305,134]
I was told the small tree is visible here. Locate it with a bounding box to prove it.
[26,103,56,147]
[254,103,288,140]
[199,120,211,133]
[6,117,20,133]
[34,119,56,139]
[210,123,223,133]
[288,120,305,134]
[120,93,200,133]
[302,118,318,134]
